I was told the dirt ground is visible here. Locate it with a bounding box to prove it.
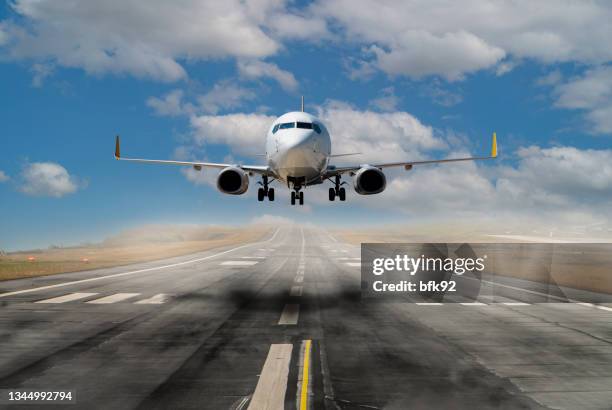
[0,226,270,282]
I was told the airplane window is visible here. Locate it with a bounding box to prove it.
[272,124,280,134]
[279,122,295,129]
[296,122,313,129]
[313,123,321,134]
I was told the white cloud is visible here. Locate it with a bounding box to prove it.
[1,0,283,82]
[553,66,612,134]
[198,81,256,114]
[30,62,54,87]
[147,89,191,117]
[313,0,612,80]
[369,87,400,112]
[190,113,276,155]
[237,60,299,91]
[19,162,83,197]
[0,170,9,182]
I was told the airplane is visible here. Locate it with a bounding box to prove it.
[114,97,497,206]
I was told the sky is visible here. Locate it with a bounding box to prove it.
[1,0,612,250]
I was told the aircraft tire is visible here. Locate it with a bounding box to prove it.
[268,188,275,201]
[339,187,346,201]
[329,187,335,201]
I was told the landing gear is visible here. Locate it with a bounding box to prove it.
[257,176,275,202]
[328,175,347,201]
[291,190,304,206]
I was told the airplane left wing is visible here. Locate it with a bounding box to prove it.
[326,133,498,176]
[114,136,272,175]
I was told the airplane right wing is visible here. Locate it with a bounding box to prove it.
[114,136,272,175]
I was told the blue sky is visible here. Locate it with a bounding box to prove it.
[1,1,612,250]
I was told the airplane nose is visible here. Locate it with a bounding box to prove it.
[283,129,315,150]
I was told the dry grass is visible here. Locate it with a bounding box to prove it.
[334,227,612,294]
[0,226,269,282]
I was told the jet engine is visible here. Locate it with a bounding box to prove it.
[353,166,386,195]
[217,166,249,195]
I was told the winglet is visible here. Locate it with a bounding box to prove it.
[115,135,121,159]
[491,132,497,158]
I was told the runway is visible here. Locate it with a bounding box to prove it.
[1,226,612,409]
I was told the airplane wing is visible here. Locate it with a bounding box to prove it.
[326,133,498,175]
[114,136,271,175]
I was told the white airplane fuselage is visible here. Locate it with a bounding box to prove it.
[265,111,331,186]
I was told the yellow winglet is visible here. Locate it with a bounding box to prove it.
[491,132,497,158]
[115,135,121,159]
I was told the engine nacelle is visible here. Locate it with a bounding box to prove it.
[353,165,386,195]
[217,166,249,195]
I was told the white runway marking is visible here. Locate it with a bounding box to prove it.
[278,304,300,325]
[247,344,293,410]
[345,262,361,267]
[35,292,98,304]
[295,275,304,283]
[596,306,612,312]
[87,293,140,304]
[240,256,265,259]
[135,294,168,304]
[502,302,530,306]
[460,302,487,306]
[0,228,281,299]
[220,261,258,266]
[290,286,303,297]
[416,302,444,306]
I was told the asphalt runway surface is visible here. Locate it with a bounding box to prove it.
[1,226,612,410]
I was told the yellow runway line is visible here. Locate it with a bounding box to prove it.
[300,339,312,410]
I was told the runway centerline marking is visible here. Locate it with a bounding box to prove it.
[460,302,487,306]
[220,261,258,266]
[416,302,444,306]
[135,294,168,304]
[290,286,303,297]
[247,344,293,410]
[502,302,530,306]
[241,256,266,259]
[35,292,98,304]
[295,276,304,283]
[0,228,280,298]
[345,262,361,267]
[87,293,140,304]
[278,304,300,325]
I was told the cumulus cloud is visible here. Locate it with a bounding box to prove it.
[198,81,256,114]
[237,60,299,92]
[19,162,84,197]
[1,0,283,81]
[553,66,612,134]
[313,0,612,80]
[369,87,400,112]
[147,89,192,117]
[0,170,9,182]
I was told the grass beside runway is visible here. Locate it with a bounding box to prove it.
[0,226,270,282]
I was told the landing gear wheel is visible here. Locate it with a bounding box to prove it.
[291,191,296,205]
[268,188,275,201]
[299,191,304,205]
[339,187,346,201]
[329,187,335,201]
[258,188,265,202]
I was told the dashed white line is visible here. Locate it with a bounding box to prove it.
[278,304,300,325]
[290,286,303,297]
[416,302,444,306]
[295,276,304,283]
[240,256,266,259]
[220,261,258,266]
[135,294,168,305]
[35,292,98,304]
[460,302,487,306]
[247,344,293,410]
[502,302,530,306]
[0,228,281,299]
[86,293,140,304]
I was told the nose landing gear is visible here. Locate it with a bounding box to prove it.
[290,190,304,206]
[328,175,346,201]
[257,175,275,202]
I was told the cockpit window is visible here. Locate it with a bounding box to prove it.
[313,123,322,134]
[279,122,295,129]
[272,124,280,134]
[296,122,313,129]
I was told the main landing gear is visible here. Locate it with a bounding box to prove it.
[328,175,346,201]
[257,175,275,202]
